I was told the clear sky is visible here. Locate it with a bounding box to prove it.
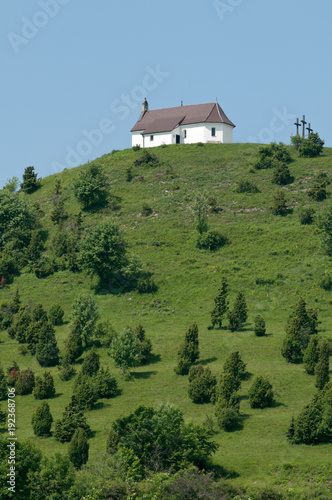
[1,0,331,188]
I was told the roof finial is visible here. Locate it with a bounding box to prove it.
[216,97,218,103]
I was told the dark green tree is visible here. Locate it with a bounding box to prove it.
[0,366,7,400]
[82,346,100,376]
[33,372,56,399]
[31,401,53,436]
[25,231,44,264]
[94,367,118,399]
[248,376,274,408]
[11,288,21,314]
[68,427,89,469]
[271,190,288,216]
[20,166,41,194]
[110,327,143,374]
[7,305,31,342]
[15,368,35,395]
[28,453,75,500]
[54,395,90,443]
[254,315,266,336]
[48,304,64,325]
[73,376,99,410]
[316,202,332,256]
[35,323,60,367]
[308,181,327,201]
[223,351,247,380]
[51,199,68,224]
[303,335,320,374]
[73,164,109,209]
[70,294,99,345]
[64,318,84,364]
[80,220,128,283]
[215,406,239,432]
[255,142,292,169]
[272,163,293,185]
[31,304,48,324]
[174,322,199,375]
[210,278,229,328]
[315,340,330,390]
[134,324,152,364]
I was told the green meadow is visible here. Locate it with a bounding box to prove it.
[1,143,331,497]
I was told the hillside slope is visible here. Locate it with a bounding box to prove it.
[1,143,332,496]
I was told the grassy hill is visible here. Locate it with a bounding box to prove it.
[1,143,332,497]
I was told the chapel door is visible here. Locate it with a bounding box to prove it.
[176,134,180,144]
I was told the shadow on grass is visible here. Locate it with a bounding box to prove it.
[271,400,287,408]
[131,370,158,380]
[52,393,63,399]
[145,353,161,365]
[197,357,218,366]
[241,371,253,381]
[211,464,240,479]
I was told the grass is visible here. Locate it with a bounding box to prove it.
[1,142,332,496]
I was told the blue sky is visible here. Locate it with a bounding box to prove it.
[1,0,331,188]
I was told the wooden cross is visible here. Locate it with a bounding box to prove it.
[301,115,307,138]
[306,123,313,137]
[294,118,301,135]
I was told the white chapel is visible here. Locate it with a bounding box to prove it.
[131,100,236,148]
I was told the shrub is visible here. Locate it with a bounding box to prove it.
[134,150,159,167]
[73,375,99,410]
[54,396,90,442]
[109,327,143,374]
[94,367,118,399]
[82,346,100,376]
[31,402,53,436]
[64,319,84,363]
[73,164,109,209]
[299,132,324,157]
[58,363,76,382]
[51,199,68,223]
[0,367,7,400]
[48,304,64,325]
[235,180,260,193]
[68,427,89,469]
[210,278,229,329]
[316,201,332,256]
[15,368,35,395]
[196,230,228,251]
[227,291,248,331]
[315,340,330,390]
[255,142,292,170]
[134,324,152,363]
[141,203,153,216]
[70,295,99,345]
[254,315,266,336]
[215,406,239,431]
[175,322,199,375]
[35,324,60,367]
[20,166,41,194]
[188,365,216,404]
[132,145,141,152]
[33,372,55,399]
[248,376,274,408]
[223,351,247,380]
[272,163,294,185]
[126,166,133,182]
[271,190,288,216]
[34,256,56,279]
[308,181,327,201]
[303,335,319,375]
[136,275,157,294]
[320,274,332,291]
[298,207,315,225]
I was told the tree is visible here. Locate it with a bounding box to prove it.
[175,322,199,375]
[215,406,239,432]
[79,219,128,283]
[110,403,218,473]
[73,163,109,209]
[192,191,209,234]
[248,376,274,408]
[109,328,143,374]
[20,166,41,194]
[35,323,60,367]
[32,401,53,436]
[82,346,100,376]
[308,181,327,201]
[223,351,247,380]
[303,335,320,374]
[94,367,118,399]
[316,201,332,256]
[70,294,99,345]
[0,190,37,246]
[255,142,292,169]
[227,291,248,331]
[11,288,21,314]
[271,190,288,216]
[15,368,35,395]
[33,372,56,399]
[210,278,229,328]
[54,396,90,442]
[134,324,152,364]
[188,365,216,404]
[28,453,75,500]
[63,318,84,364]
[299,132,324,158]
[25,231,45,264]
[2,176,19,193]
[315,340,330,390]
[73,376,99,410]
[68,427,89,469]
[48,304,64,325]
[0,367,7,400]
[254,315,266,336]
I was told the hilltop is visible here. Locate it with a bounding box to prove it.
[1,143,332,498]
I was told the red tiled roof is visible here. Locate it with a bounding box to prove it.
[131,102,235,134]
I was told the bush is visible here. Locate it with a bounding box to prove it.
[82,347,100,377]
[141,203,153,216]
[134,324,152,363]
[73,164,109,209]
[271,190,288,216]
[51,199,68,223]
[31,401,53,436]
[299,132,324,158]
[255,142,292,170]
[188,365,216,404]
[73,375,99,410]
[298,207,315,225]
[320,274,332,291]
[196,230,228,251]
[20,166,41,194]
[254,315,266,336]
[58,363,76,381]
[34,256,56,279]
[126,166,133,182]
[134,150,159,167]
[235,180,260,193]
[35,324,60,367]
[48,304,64,325]
[136,274,157,294]
[33,372,55,399]
[15,368,35,395]
[308,181,327,201]
[316,201,332,256]
[132,145,141,152]
[94,367,118,398]
[175,322,199,375]
[215,406,239,431]
[272,163,294,185]
[54,396,90,442]
[248,376,274,408]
